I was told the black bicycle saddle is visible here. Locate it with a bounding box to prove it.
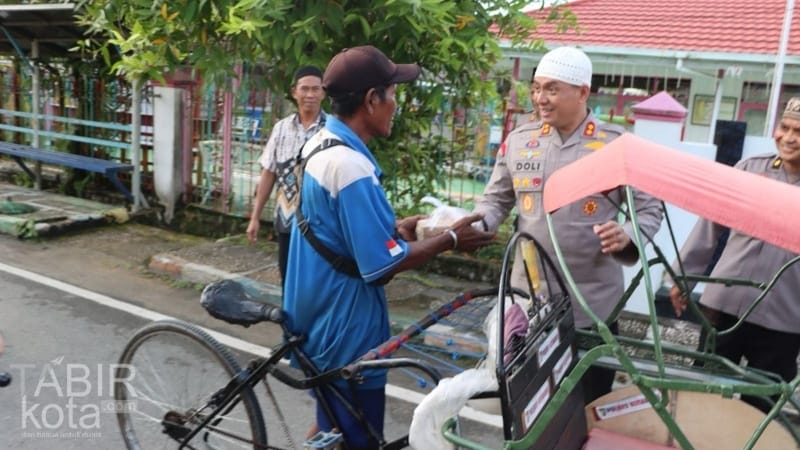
[200,279,284,327]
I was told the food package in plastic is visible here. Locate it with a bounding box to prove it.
[415,196,471,240]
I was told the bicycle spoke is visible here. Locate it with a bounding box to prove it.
[141,345,172,403]
[116,321,266,449]
[127,380,175,413]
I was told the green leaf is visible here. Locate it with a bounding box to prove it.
[358,16,371,37]
[74,0,576,214]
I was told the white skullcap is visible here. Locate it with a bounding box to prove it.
[534,46,592,88]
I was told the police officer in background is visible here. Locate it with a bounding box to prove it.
[669,98,800,413]
[473,46,663,403]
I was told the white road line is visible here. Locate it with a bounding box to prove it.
[0,261,502,427]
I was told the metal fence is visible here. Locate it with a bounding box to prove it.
[0,60,517,219]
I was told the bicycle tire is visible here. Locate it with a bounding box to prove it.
[115,320,268,449]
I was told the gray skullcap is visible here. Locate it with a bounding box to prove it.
[534,46,592,88]
[784,97,800,120]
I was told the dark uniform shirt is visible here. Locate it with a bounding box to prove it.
[475,111,663,328]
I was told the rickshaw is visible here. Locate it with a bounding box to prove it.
[440,133,800,449]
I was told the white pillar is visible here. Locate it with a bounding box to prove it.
[152,86,183,222]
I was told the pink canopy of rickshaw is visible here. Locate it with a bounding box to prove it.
[542,133,800,255]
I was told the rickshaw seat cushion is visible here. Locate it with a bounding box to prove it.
[583,427,676,450]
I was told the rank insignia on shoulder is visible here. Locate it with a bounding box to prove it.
[773,157,783,168]
[597,131,607,139]
[583,122,596,137]
[541,123,551,136]
[583,200,598,215]
[499,141,507,157]
[583,141,605,151]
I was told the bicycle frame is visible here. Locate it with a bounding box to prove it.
[175,286,501,450]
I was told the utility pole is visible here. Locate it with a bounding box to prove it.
[764,0,795,136]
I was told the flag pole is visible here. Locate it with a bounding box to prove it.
[764,0,795,136]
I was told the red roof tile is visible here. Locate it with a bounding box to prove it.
[524,0,800,55]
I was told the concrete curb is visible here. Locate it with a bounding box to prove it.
[149,253,283,305]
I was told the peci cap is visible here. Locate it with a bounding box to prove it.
[293,66,323,84]
[784,97,800,120]
[323,45,421,95]
[534,46,592,88]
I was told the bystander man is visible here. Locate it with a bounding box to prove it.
[247,66,327,289]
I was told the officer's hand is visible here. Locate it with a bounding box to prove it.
[396,214,426,241]
[246,218,260,245]
[450,213,495,252]
[593,221,631,254]
[669,285,687,318]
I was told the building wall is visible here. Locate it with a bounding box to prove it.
[500,53,800,142]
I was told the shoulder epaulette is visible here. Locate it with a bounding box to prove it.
[595,121,626,140]
[507,120,542,139]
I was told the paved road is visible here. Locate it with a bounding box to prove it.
[0,232,503,449]
[0,268,134,448]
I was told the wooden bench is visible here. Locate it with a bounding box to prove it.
[0,142,134,202]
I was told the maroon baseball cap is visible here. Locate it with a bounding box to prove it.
[323,45,421,94]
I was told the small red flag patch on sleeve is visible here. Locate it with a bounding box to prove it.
[386,239,403,257]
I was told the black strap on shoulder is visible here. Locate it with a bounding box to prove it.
[295,138,361,278]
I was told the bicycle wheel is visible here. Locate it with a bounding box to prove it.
[115,320,267,449]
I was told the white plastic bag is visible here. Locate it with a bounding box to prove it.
[409,296,532,448]
[415,196,471,240]
[408,367,498,450]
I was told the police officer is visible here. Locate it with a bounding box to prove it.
[474,46,663,402]
[669,97,800,412]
